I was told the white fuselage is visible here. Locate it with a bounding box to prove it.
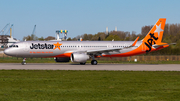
[4,41,142,58]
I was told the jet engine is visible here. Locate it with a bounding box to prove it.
[54,57,70,62]
[71,53,89,63]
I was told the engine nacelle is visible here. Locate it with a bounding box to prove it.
[71,53,89,63]
[54,57,70,62]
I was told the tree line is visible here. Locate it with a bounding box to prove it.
[23,23,180,55]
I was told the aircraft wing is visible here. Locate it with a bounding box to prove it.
[65,37,139,56]
[87,48,123,54]
[87,37,139,55]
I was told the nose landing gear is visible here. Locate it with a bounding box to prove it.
[21,58,26,65]
[80,62,86,65]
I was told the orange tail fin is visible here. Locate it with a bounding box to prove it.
[143,18,166,52]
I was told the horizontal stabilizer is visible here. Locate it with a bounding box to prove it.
[152,43,176,48]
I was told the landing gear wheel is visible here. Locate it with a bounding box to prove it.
[21,58,26,65]
[80,62,86,65]
[91,60,98,65]
[21,62,26,65]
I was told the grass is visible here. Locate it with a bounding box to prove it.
[0,70,180,101]
[1,57,180,64]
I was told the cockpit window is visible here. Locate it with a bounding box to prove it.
[9,45,18,48]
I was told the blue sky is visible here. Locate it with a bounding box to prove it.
[0,0,180,40]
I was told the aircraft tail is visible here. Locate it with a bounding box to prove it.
[142,18,166,52]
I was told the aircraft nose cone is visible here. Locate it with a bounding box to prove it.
[4,48,13,56]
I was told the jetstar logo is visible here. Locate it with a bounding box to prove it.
[30,42,62,50]
[30,43,54,49]
[144,33,158,52]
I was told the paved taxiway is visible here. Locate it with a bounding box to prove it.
[0,63,180,71]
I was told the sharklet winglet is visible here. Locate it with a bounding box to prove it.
[131,37,139,47]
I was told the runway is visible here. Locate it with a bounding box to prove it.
[0,63,180,71]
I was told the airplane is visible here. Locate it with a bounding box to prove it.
[4,18,174,65]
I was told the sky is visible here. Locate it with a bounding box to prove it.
[0,0,180,40]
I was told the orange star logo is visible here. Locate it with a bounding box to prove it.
[53,42,62,50]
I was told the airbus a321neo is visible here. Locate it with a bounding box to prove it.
[4,18,174,65]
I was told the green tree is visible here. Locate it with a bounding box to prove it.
[67,37,72,41]
[104,35,122,41]
[91,32,106,41]
[44,36,55,41]
[38,37,44,41]
[23,34,38,41]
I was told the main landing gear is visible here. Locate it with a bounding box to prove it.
[80,62,86,65]
[79,60,97,65]
[91,60,98,65]
[21,58,26,65]
[90,55,98,65]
